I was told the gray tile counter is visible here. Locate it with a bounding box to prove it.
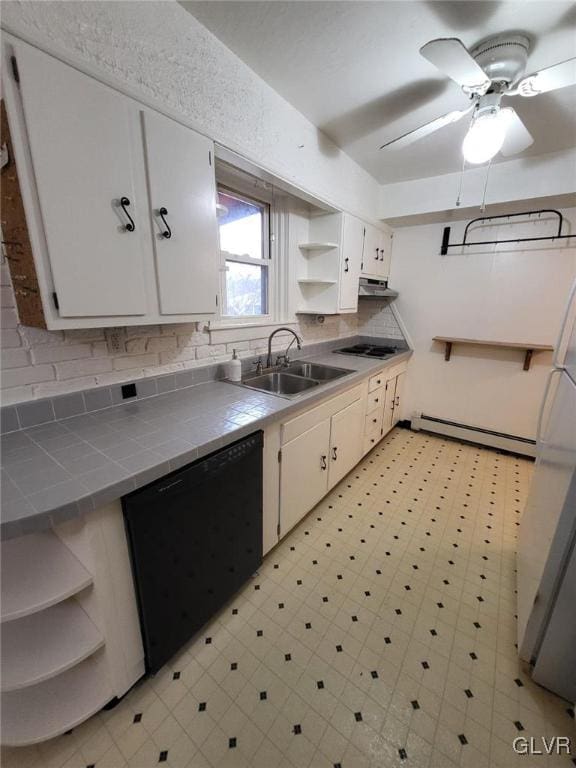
[1,346,411,539]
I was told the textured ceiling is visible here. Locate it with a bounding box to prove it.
[181,1,576,184]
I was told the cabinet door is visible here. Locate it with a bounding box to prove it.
[15,44,149,318]
[361,225,381,279]
[378,229,393,280]
[392,372,405,425]
[143,112,219,315]
[382,375,397,435]
[339,214,364,311]
[328,398,363,488]
[280,420,330,536]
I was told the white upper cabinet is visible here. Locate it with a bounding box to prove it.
[361,223,393,280]
[142,112,218,316]
[338,214,364,312]
[16,44,150,318]
[6,39,220,328]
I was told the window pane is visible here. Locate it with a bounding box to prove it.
[225,261,268,316]
[218,191,265,260]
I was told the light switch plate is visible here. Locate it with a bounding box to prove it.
[105,328,125,354]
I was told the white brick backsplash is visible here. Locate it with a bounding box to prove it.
[31,343,94,364]
[177,331,210,348]
[20,326,65,346]
[1,329,21,348]
[54,357,113,380]
[1,348,30,369]
[196,344,226,359]
[1,286,15,307]
[1,364,55,388]
[1,308,19,329]
[159,346,197,365]
[112,353,159,371]
[0,270,406,403]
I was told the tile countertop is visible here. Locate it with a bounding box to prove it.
[1,346,411,539]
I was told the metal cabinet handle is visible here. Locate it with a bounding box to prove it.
[372,418,377,424]
[395,396,400,406]
[344,258,349,273]
[374,397,379,403]
[375,248,379,260]
[119,196,135,232]
[332,446,338,461]
[376,379,381,384]
[158,206,172,239]
[380,249,384,261]
[320,455,327,470]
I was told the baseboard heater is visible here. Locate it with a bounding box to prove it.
[411,414,537,457]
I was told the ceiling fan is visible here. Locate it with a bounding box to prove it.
[380,34,576,164]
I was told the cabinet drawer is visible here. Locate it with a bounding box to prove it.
[368,370,385,393]
[363,422,381,454]
[365,411,382,435]
[281,384,363,444]
[366,387,384,414]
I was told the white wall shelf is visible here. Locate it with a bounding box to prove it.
[298,242,339,250]
[1,531,93,623]
[1,652,112,746]
[1,599,104,692]
[297,279,337,285]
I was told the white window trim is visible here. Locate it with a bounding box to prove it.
[211,176,292,329]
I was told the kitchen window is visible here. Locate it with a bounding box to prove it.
[217,187,271,319]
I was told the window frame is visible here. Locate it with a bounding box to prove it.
[217,184,274,324]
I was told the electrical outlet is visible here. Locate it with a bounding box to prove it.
[105,328,125,354]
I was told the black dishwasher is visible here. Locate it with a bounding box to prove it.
[123,431,263,674]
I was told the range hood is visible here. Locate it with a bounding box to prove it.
[358,278,398,299]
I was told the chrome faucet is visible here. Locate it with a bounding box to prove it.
[266,327,302,368]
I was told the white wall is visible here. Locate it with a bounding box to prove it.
[1,0,379,221]
[389,208,576,440]
[380,148,576,221]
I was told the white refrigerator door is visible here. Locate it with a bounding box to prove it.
[555,278,576,383]
[532,502,576,702]
[517,371,576,660]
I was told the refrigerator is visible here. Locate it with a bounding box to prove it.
[517,278,576,703]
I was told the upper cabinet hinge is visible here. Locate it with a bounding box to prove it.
[52,291,59,310]
[10,56,20,85]
[215,294,218,307]
[277,522,281,536]
[277,449,282,463]
[208,150,212,166]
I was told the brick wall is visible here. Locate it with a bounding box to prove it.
[0,255,402,404]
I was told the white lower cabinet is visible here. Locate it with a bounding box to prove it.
[279,386,364,536]
[280,419,331,535]
[328,398,363,488]
[363,363,408,455]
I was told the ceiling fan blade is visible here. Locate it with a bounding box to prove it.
[514,57,576,97]
[380,106,473,151]
[420,38,491,92]
[500,108,534,156]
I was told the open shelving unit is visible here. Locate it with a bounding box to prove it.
[433,336,554,371]
[1,600,104,692]
[296,215,343,314]
[2,652,112,746]
[1,531,93,622]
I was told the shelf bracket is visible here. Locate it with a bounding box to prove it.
[444,341,452,361]
[523,349,533,371]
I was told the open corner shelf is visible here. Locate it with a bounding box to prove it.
[1,652,112,746]
[1,531,93,623]
[298,242,339,251]
[1,599,104,692]
[433,336,554,371]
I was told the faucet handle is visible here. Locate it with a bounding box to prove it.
[252,357,264,374]
[275,354,290,368]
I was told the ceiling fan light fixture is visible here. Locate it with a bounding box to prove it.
[462,109,507,164]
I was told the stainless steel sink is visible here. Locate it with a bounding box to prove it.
[285,361,352,381]
[239,360,354,398]
[241,372,320,396]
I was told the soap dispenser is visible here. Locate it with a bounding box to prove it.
[227,349,242,382]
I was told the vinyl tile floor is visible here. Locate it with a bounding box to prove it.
[3,429,575,768]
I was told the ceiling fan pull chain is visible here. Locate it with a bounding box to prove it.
[455,156,467,208]
[480,160,493,213]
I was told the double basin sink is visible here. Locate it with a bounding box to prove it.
[241,361,354,398]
